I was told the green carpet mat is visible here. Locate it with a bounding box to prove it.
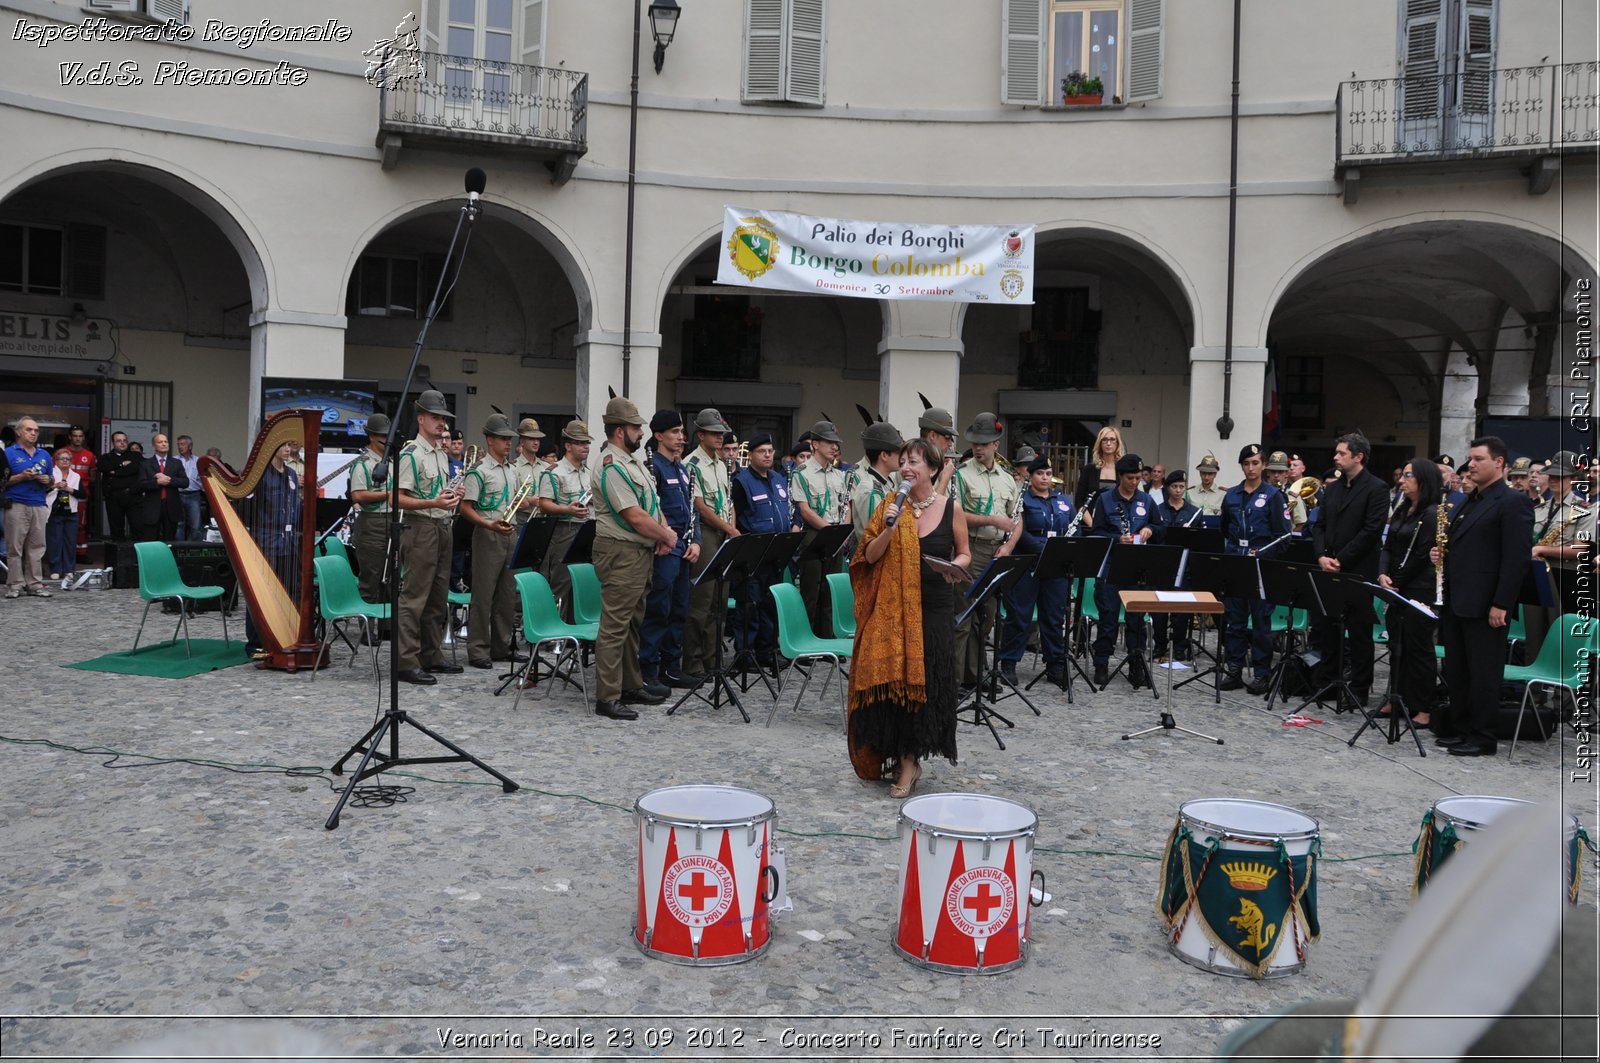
[65,638,251,679]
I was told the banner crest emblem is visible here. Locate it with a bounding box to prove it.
[727,217,780,281]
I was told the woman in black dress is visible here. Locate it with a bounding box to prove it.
[850,439,971,798]
[1377,458,1442,729]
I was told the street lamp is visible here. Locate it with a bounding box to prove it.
[621,0,684,395]
[649,0,681,73]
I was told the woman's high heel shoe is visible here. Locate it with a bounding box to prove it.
[888,763,921,800]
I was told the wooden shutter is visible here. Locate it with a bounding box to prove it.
[1126,0,1164,102]
[1458,0,1496,115]
[519,0,546,67]
[743,0,785,101]
[785,0,826,105]
[66,224,106,301]
[1399,0,1444,121]
[1001,0,1045,106]
[422,0,445,54]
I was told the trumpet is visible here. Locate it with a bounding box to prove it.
[446,444,481,494]
[503,468,539,523]
[1288,474,1321,505]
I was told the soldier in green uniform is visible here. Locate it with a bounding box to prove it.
[791,418,850,637]
[954,412,1020,686]
[683,407,736,679]
[1187,453,1226,516]
[510,418,545,528]
[345,412,392,639]
[461,414,524,669]
[917,407,959,498]
[395,390,464,685]
[535,418,593,620]
[848,420,905,541]
[1266,450,1307,530]
[592,396,678,720]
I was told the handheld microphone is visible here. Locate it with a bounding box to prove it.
[884,479,913,528]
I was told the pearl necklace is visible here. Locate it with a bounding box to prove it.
[908,490,936,515]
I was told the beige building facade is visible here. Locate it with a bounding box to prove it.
[1,0,1594,477]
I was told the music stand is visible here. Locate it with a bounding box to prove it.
[493,517,564,697]
[1021,536,1093,700]
[1161,527,1225,667]
[1348,582,1432,756]
[561,519,596,567]
[1065,535,1112,666]
[666,532,773,722]
[956,555,1038,749]
[1257,561,1323,714]
[1118,589,1225,744]
[1289,569,1370,719]
[1101,544,1185,698]
[1173,552,1259,703]
[730,530,808,693]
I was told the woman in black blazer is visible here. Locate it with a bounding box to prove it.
[1074,425,1124,517]
[1377,458,1442,728]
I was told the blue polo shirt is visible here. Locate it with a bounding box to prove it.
[4,444,51,506]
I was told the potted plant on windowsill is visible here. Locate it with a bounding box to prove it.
[1061,71,1104,106]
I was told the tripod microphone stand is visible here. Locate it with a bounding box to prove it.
[326,168,519,830]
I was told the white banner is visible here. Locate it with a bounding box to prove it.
[716,207,1034,305]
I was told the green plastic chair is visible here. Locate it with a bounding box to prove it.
[318,537,351,564]
[568,563,602,627]
[825,571,856,638]
[512,571,599,711]
[132,541,228,656]
[313,554,390,678]
[1504,613,1598,761]
[768,582,853,727]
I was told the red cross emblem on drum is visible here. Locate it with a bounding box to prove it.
[945,866,1016,938]
[663,855,736,929]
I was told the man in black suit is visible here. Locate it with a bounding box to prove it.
[1311,431,1390,706]
[1432,436,1534,757]
[134,432,188,541]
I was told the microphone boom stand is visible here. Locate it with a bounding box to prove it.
[326,176,519,830]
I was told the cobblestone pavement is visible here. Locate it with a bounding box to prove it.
[1,586,1593,1059]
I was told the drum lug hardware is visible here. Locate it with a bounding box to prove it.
[695,825,704,851]
[746,824,757,847]
[922,940,932,962]
[644,819,655,843]
[691,938,700,960]
[643,927,654,949]
[981,836,993,861]
[926,831,937,855]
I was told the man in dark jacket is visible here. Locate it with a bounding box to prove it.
[1432,436,1534,756]
[1311,431,1389,705]
[134,432,188,542]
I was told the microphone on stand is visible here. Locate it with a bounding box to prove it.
[884,479,913,528]
[464,167,487,216]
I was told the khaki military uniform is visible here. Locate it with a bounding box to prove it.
[463,453,519,663]
[792,455,850,636]
[850,466,900,540]
[511,454,539,525]
[1187,483,1226,516]
[955,458,1021,684]
[683,444,734,675]
[592,441,662,702]
[395,435,454,672]
[346,445,390,605]
[535,455,593,616]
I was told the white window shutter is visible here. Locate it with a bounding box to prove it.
[1126,0,1164,102]
[1001,0,1045,106]
[1399,0,1444,121]
[744,0,785,101]
[519,0,546,67]
[784,0,826,105]
[422,0,445,53]
[82,0,139,13]
[1458,0,1496,115]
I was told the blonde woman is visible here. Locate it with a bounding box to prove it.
[1074,425,1124,517]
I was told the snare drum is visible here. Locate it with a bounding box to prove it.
[893,793,1044,975]
[633,785,779,966]
[1413,796,1583,903]
[1157,798,1321,979]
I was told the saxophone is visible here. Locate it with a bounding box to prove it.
[1434,490,1451,607]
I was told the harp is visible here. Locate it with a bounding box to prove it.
[198,410,324,671]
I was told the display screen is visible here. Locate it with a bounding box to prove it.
[260,378,381,450]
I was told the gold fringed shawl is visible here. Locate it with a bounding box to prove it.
[845,494,925,780]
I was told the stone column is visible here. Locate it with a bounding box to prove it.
[1437,347,1478,460]
[1185,346,1267,469]
[248,310,347,440]
[575,329,662,436]
[879,300,964,437]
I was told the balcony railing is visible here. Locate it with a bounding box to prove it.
[378,52,587,180]
[1337,62,1597,166]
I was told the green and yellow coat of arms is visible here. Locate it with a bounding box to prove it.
[727,217,780,281]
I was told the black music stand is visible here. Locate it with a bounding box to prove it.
[729,530,808,694]
[957,555,1040,749]
[1161,527,1225,667]
[1020,536,1093,700]
[1066,535,1113,665]
[1348,582,1432,756]
[493,517,566,697]
[1289,569,1370,719]
[667,532,774,722]
[1101,545,1184,697]
[1174,552,1259,703]
[1257,561,1323,714]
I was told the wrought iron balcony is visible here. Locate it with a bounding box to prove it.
[1337,62,1597,174]
[377,52,588,183]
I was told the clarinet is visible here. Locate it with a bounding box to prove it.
[1434,490,1451,607]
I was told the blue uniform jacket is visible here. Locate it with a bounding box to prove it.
[733,466,791,535]
[1016,490,1075,555]
[1221,480,1292,555]
[1153,499,1202,539]
[1089,487,1155,540]
[648,448,697,557]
